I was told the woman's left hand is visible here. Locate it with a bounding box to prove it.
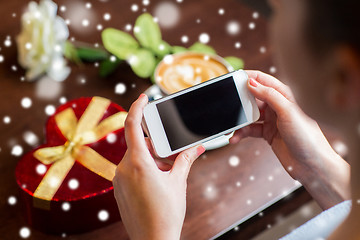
[113,94,205,240]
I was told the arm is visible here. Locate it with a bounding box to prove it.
[230,71,351,209]
[112,94,205,240]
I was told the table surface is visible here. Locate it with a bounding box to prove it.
[0,0,321,239]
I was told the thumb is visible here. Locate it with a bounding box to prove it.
[248,78,291,116]
[171,145,205,179]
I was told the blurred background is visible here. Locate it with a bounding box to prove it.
[1,0,340,239]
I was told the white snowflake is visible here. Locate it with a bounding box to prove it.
[36,164,47,175]
[68,178,79,190]
[0,54,4,62]
[260,46,266,53]
[218,8,225,15]
[199,33,210,44]
[23,131,39,146]
[8,196,17,205]
[59,97,67,104]
[19,227,31,238]
[45,105,56,116]
[103,13,111,21]
[3,116,11,124]
[203,184,218,199]
[98,210,109,221]
[115,83,126,95]
[228,155,240,167]
[4,39,11,47]
[11,145,23,156]
[106,133,117,144]
[154,2,180,28]
[85,2,92,9]
[226,21,241,35]
[96,24,103,31]
[181,35,188,43]
[131,4,139,12]
[270,66,277,74]
[163,55,174,64]
[234,42,241,49]
[249,22,256,30]
[125,24,132,31]
[35,76,63,100]
[81,19,89,27]
[62,202,71,211]
[110,55,116,62]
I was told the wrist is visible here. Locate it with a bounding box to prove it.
[297,150,350,209]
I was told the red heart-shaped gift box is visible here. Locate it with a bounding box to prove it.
[15,97,127,235]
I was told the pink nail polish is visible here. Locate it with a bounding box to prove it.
[197,145,206,156]
[249,78,258,87]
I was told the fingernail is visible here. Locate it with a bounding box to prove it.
[138,93,146,99]
[197,145,206,156]
[249,78,258,87]
[229,135,239,144]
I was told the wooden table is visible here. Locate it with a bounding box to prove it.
[0,0,316,239]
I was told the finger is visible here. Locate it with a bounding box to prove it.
[246,70,295,102]
[171,145,205,179]
[145,137,157,157]
[229,124,263,144]
[145,137,178,162]
[247,78,292,117]
[124,94,148,151]
[154,159,173,171]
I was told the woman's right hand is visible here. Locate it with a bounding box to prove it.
[230,70,350,209]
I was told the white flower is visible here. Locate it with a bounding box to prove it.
[17,0,70,81]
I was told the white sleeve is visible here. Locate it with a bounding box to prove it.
[279,200,351,240]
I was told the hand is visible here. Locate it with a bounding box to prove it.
[230,70,350,209]
[113,94,205,240]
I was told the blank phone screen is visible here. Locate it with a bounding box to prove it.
[156,76,247,151]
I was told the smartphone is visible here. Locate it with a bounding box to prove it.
[142,70,260,158]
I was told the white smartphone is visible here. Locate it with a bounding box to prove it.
[142,70,260,158]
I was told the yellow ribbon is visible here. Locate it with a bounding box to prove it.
[33,97,127,205]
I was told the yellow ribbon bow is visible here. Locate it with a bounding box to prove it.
[33,97,127,208]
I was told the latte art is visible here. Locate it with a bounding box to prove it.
[155,53,230,94]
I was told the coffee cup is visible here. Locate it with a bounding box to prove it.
[154,52,233,95]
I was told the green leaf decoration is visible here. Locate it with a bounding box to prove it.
[172,46,188,54]
[189,42,216,55]
[150,73,156,84]
[99,56,122,78]
[129,49,156,78]
[153,40,171,58]
[133,13,162,53]
[102,28,139,60]
[224,56,245,70]
[77,47,109,62]
[64,41,81,64]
